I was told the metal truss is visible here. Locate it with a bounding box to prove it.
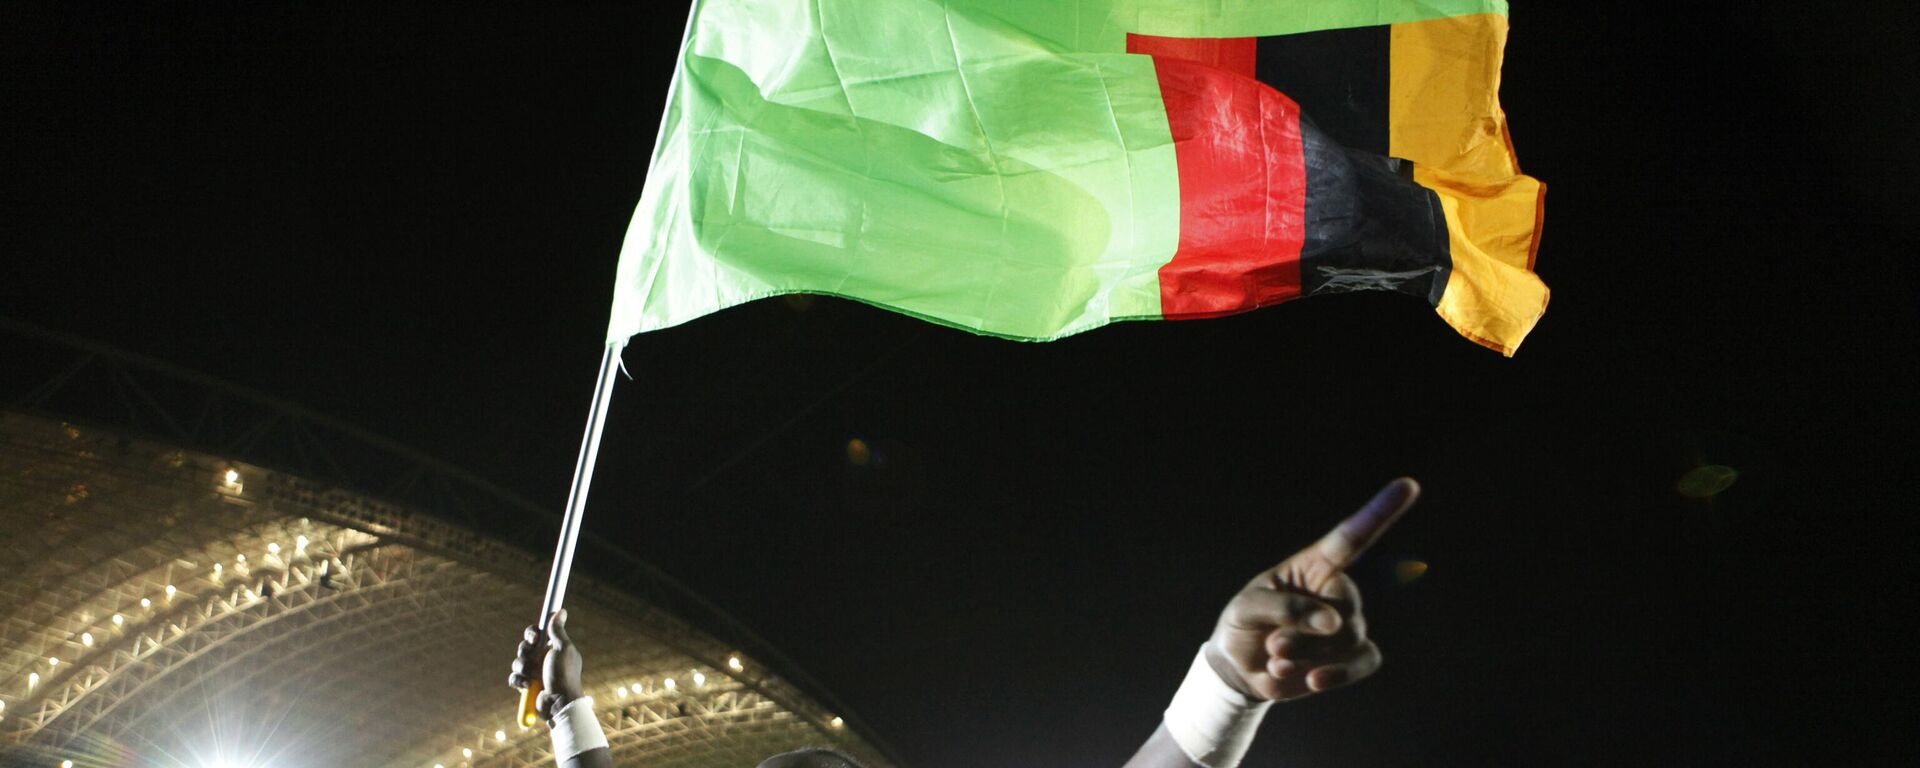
[0,411,896,767]
[0,317,896,754]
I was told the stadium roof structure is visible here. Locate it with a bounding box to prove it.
[0,321,896,768]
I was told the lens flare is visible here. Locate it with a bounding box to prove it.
[1677,465,1738,498]
[1394,560,1429,584]
[846,438,871,466]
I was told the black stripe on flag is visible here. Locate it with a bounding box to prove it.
[1255,25,1391,156]
[1298,119,1452,305]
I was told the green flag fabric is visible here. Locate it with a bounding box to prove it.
[608,0,1547,354]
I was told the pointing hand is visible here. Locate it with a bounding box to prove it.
[1205,478,1418,701]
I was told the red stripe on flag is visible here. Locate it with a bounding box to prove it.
[1139,54,1307,318]
[1125,33,1258,78]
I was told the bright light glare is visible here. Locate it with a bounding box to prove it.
[140,598,152,608]
[112,613,124,626]
[830,716,844,728]
[693,672,706,686]
[663,677,676,691]
[267,542,281,555]
[495,729,507,742]
[48,657,58,668]
[728,656,744,671]
[82,632,93,647]
[166,584,178,598]
[463,748,474,758]
[224,469,240,484]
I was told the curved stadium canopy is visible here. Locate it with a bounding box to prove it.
[0,411,892,768]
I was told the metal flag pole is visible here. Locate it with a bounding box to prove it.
[518,0,697,726]
[519,341,624,728]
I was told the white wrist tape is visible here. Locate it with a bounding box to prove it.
[1164,645,1272,768]
[549,696,609,761]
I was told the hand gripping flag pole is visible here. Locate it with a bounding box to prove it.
[520,342,624,728]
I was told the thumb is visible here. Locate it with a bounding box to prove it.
[546,609,572,650]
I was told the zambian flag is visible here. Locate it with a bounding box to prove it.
[608,0,1547,354]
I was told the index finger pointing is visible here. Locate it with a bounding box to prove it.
[1309,478,1420,570]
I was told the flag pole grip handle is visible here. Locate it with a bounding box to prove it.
[520,680,545,729]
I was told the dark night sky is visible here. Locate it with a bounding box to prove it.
[4,3,1916,765]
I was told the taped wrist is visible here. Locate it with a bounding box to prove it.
[549,696,609,761]
[1163,645,1272,768]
